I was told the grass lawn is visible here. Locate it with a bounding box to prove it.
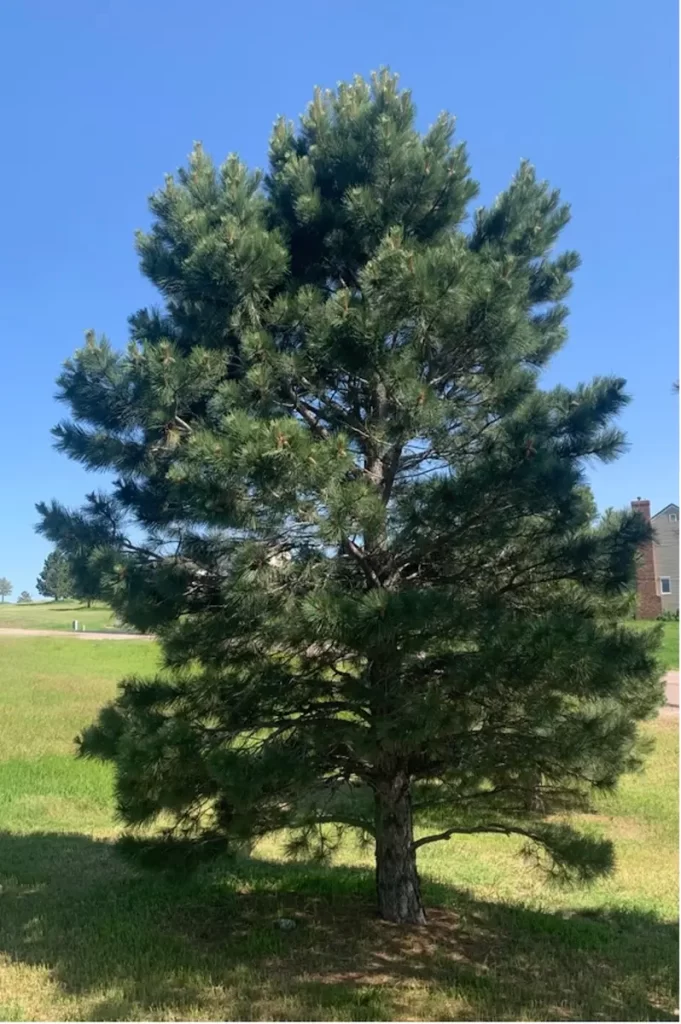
[635,621,679,672]
[0,637,677,1021]
[658,622,679,671]
[0,600,123,633]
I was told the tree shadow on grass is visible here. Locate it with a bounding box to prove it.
[0,831,676,1021]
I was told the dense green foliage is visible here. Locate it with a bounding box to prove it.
[36,495,122,606]
[16,591,32,604]
[36,550,74,601]
[38,72,662,922]
[0,579,12,603]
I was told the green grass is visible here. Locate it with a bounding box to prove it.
[0,600,123,633]
[655,621,678,671]
[0,637,677,1021]
[630,621,679,671]
[659,622,678,671]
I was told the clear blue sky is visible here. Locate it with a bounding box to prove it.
[0,0,677,597]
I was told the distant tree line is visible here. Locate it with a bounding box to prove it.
[0,582,33,603]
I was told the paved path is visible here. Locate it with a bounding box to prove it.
[665,670,678,710]
[0,627,153,640]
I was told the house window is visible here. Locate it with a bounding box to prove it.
[670,513,678,522]
[660,577,672,594]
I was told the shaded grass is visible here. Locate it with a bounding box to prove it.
[0,600,122,632]
[0,637,677,1020]
[0,834,677,1022]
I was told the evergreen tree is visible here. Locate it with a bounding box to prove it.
[0,578,11,603]
[38,72,662,924]
[36,492,124,608]
[17,591,32,603]
[36,550,73,601]
[71,561,103,607]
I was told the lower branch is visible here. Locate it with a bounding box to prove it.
[411,822,544,851]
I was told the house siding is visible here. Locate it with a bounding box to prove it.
[652,505,679,613]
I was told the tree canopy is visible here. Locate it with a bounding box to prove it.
[37,71,662,924]
[0,578,12,603]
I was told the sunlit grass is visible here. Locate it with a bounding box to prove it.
[0,600,120,632]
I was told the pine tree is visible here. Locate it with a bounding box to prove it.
[0,579,11,603]
[36,550,73,601]
[38,72,662,924]
[36,493,124,608]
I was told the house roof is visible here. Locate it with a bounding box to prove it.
[652,502,679,519]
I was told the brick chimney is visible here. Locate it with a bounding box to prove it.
[631,498,662,619]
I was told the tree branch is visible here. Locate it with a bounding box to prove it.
[343,537,382,588]
[412,822,544,851]
[286,387,330,441]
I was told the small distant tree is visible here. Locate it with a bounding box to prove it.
[0,579,12,603]
[17,591,32,603]
[36,550,73,601]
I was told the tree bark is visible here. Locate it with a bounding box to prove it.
[374,772,426,924]
[519,767,545,812]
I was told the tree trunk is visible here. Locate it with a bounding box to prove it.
[520,767,545,812]
[374,772,426,924]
